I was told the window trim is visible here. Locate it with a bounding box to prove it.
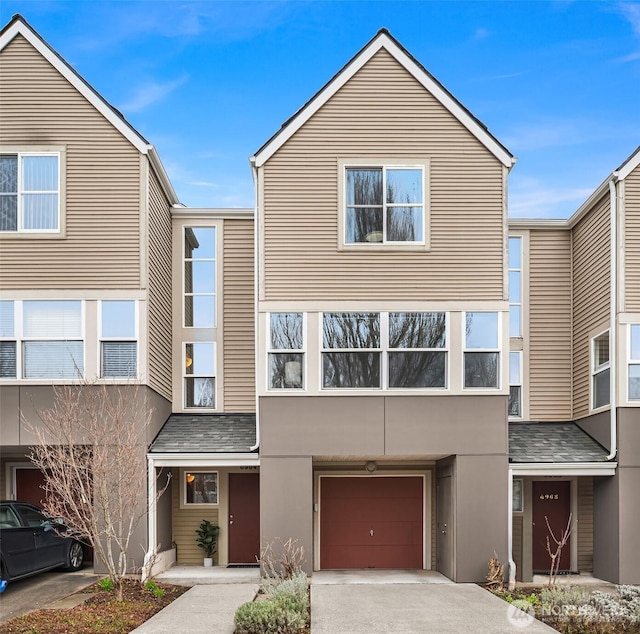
[591,329,610,411]
[0,148,65,237]
[508,236,523,338]
[181,470,219,508]
[183,341,216,410]
[628,324,640,402]
[462,311,501,390]
[183,226,217,329]
[509,350,522,418]
[267,312,306,391]
[337,158,430,252]
[320,311,449,391]
[98,300,139,379]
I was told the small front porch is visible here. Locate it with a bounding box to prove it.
[154,564,260,586]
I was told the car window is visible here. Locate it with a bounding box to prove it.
[14,504,48,527]
[0,504,21,528]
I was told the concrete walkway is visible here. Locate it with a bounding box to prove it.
[131,568,558,634]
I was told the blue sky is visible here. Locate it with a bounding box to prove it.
[2,1,639,218]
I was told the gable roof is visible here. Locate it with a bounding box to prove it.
[617,144,640,181]
[0,14,180,205]
[251,28,514,169]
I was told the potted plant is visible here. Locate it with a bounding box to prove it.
[195,519,220,567]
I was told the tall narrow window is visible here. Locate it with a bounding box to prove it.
[388,312,447,388]
[592,331,610,409]
[184,342,215,408]
[345,166,424,244]
[509,237,522,337]
[268,313,304,389]
[464,312,499,388]
[0,153,60,232]
[509,351,522,417]
[184,227,216,328]
[0,300,16,378]
[22,300,83,378]
[629,325,640,401]
[100,301,137,378]
[322,313,381,388]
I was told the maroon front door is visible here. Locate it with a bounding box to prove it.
[532,481,571,573]
[16,468,47,506]
[320,476,423,569]
[228,473,260,564]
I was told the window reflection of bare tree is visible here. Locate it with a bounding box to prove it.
[270,314,303,388]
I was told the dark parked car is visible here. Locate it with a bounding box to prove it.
[0,501,84,591]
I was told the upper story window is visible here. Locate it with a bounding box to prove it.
[0,153,60,232]
[464,312,499,388]
[184,342,215,408]
[629,325,639,401]
[184,227,216,328]
[100,301,137,378]
[592,331,610,409]
[0,300,16,378]
[23,300,83,379]
[321,311,447,389]
[268,313,304,389]
[509,351,522,417]
[509,237,522,338]
[345,166,424,245]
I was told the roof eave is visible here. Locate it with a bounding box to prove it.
[510,462,616,476]
[252,30,513,169]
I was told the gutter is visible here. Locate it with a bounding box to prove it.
[608,177,619,461]
[249,156,260,452]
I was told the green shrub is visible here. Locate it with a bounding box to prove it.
[144,580,165,598]
[234,600,290,634]
[98,578,114,592]
[262,570,308,602]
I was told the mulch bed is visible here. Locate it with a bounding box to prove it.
[0,579,188,634]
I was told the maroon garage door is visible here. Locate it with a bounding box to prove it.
[320,476,423,569]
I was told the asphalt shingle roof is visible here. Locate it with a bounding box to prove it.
[509,422,610,463]
[149,414,257,454]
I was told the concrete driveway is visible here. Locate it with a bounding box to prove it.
[0,566,102,624]
[311,574,558,634]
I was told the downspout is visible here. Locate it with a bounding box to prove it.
[250,157,260,451]
[507,467,516,589]
[607,176,619,461]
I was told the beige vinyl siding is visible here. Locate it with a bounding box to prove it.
[0,35,141,288]
[572,194,611,418]
[625,165,640,310]
[223,219,255,411]
[262,49,505,301]
[512,514,523,581]
[147,167,172,400]
[171,477,220,565]
[578,476,593,572]
[528,230,572,419]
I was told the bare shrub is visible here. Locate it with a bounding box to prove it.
[260,537,305,580]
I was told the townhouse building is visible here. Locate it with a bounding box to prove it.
[0,15,638,584]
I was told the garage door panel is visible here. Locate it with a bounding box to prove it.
[319,476,424,569]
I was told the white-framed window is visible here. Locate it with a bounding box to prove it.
[268,313,304,389]
[184,227,216,328]
[509,237,522,338]
[0,153,60,232]
[464,312,500,388]
[100,301,137,378]
[512,478,524,513]
[0,300,16,378]
[629,325,640,401]
[22,300,83,379]
[321,311,448,389]
[184,342,215,408]
[344,165,425,244]
[592,331,610,409]
[509,351,522,417]
[184,471,218,505]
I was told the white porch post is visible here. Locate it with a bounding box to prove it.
[142,456,157,582]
